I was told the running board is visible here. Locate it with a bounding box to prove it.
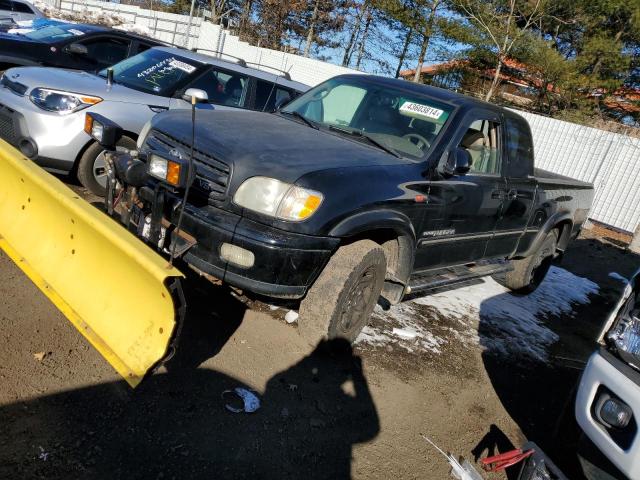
[407,260,512,295]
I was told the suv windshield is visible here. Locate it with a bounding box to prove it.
[24,24,91,43]
[100,49,202,95]
[281,76,452,160]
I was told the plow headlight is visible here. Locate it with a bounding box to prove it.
[233,176,323,221]
[148,154,188,188]
[84,113,122,149]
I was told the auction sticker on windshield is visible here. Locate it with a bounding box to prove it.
[399,101,444,120]
[168,59,196,74]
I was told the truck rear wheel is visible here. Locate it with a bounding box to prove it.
[299,240,386,346]
[77,136,137,197]
[497,230,558,293]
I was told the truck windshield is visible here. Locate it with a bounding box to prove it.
[99,49,202,96]
[281,77,453,160]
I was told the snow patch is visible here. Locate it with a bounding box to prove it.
[357,266,599,362]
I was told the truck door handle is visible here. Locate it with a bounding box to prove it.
[491,189,506,200]
[491,189,518,200]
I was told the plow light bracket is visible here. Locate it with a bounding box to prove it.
[85,112,122,150]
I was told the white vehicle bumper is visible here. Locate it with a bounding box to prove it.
[576,348,640,479]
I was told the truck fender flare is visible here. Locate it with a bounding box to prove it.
[328,209,417,243]
[329,210,416,304]
[520,211,573,258]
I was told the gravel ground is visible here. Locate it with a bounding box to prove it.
[1,184,637,479]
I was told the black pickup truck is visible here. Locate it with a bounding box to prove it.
[94,74,594,344]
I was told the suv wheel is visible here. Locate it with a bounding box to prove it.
[299,240,386,345]
[77,136,137,197]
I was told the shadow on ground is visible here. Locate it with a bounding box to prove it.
[476,236,640,479]
[0,270,380,480]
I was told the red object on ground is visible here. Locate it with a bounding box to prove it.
[480,448,535,472]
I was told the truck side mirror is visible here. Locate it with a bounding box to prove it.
[182,88,209,104]
[441,147,471,177]
[453,147,472,175]
[66,43,88,55]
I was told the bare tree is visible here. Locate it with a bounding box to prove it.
[457,0,546,100]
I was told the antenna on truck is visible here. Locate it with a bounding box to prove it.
[169,88,208,266]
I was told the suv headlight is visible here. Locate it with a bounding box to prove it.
[607,291,640,370]
[233,176,323,221]
[29,88,102,114]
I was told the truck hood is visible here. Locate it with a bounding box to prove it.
[5,66,165,105]
[150,109,410,185]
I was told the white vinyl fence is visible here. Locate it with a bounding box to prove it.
[516,110,640,234]
[40,0,359,86]
[37,0,640,235]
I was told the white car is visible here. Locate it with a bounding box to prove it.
[576,269,640,479]
[0,0,43,23]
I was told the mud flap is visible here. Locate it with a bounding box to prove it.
[0,141,184,387]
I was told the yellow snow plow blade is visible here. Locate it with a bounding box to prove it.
[0,141,184,387]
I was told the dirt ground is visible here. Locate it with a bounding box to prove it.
[1,186,638,479]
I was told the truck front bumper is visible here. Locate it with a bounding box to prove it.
[575,347,640,479]
[174,204,339,299]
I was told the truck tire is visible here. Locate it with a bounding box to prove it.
[497,230,558,293]
[299,240,386,346]
[77,136,137,197]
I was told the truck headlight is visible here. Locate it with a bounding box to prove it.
[233,176,323,221]
[30,88,102,114]
[607,293,640,370]
[148,154,188,188]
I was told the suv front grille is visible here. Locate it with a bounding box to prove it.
[145,129,231,208]
[0,103,16,143]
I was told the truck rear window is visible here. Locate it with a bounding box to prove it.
[281,77,452,160]
[505,117,534,177]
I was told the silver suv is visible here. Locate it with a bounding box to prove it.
[0,46,308,194]
[0,0,43,24]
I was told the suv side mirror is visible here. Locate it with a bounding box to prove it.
[66,43,88,55]
[441,147,471,176]
[182,88,209,104]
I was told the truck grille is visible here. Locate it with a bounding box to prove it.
[145,130,231,208]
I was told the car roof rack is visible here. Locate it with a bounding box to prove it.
[192,48,247,67]
[243,62,292,81]
[191,48,292,80]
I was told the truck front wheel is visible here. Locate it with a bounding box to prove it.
[497,230,558,293]
[299,240,386,345]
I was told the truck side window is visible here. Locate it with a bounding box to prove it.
[459,119,501,175]
[79,37,131,70]
[505,117,534,177]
